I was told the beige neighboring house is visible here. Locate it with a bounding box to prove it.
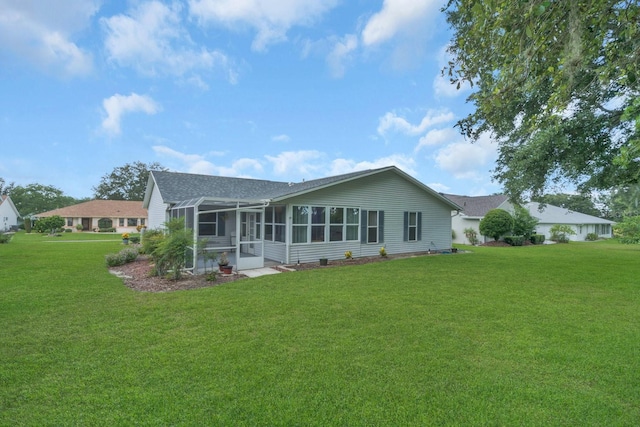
[36,200,147,233]
[0,195,21,231]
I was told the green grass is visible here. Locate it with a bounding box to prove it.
[1,233,639,426]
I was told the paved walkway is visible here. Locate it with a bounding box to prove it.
[241,267,282,278]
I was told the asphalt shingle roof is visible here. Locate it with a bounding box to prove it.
[151,168,404,203]
[36,200,147,218]
[442,193,508,217]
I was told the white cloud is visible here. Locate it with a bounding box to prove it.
[153,145,263,176]
[329,154,417,176]
[377,109,455,137]
[0,0,97,76]
[265,150,325,175]
[415,127,460,152]
[326,34,358,78]
[361,0,438,47]
[189,0,338,52]
[271,134,291,143]
[433,132,497,179]
[102,1,237,84]
[101,93,161,136]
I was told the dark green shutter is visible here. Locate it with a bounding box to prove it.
[417,212,422,241]
[403,211,408,241]
[379,211,384,243]
[361,209,367,243]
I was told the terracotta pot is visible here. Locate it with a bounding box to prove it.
[222,265,233,274]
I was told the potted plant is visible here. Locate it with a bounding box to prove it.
[218,251,229,272]
[121,232,130,245]
[319,257,328,266]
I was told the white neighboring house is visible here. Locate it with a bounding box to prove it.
[445,194,614,244]
[0,195,20,231]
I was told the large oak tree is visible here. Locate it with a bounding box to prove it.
[93,161,167,201]
[443,0,639,201]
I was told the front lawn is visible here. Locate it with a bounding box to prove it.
[1,233,639,425]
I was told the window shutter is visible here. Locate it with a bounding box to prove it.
[360,209,367,243]
[379,211,384,243]
[217,213,225,236]
[403,211,408,242]
[417,212,422,241]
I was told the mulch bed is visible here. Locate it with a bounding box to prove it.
[109,251,455,293]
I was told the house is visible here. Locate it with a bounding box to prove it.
[35,200,148,234]
[143,166,461,272]
[0,195,21,231]
[445,194,614,243]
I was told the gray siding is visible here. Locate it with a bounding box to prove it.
[281,170,453,264]
[265,241,287,264]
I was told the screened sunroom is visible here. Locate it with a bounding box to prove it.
[169,197,271,274]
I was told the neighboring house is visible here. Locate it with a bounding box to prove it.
[445,194,614,243]
[35,200,148,234]
[0,195,20,231]
[143,166,461,272]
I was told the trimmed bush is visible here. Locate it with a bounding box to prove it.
[530,234,546,244]
[0,233,12,244]
[550,224,576,243]
[504,236,525,246]
[479,209,514,241]
[105,247,139,267]
[585,232,599,241]
[129,236,141,244]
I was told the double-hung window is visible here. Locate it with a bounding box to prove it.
[292,206,309,243]
[199,212,217,236]
[265,206,286,242]
[361,210,384,244]
[404,211,422,242]
[293,205,360,244]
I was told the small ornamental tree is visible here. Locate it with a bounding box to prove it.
[34,215,65,234]
[512,205,539,239]
[479,209,514,241]
[549,224,577,243]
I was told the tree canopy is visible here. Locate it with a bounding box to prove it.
[9,184,79,216]
[444,0,640,201]
[93,161,167,201]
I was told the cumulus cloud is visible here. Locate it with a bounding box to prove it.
[0,0,97,76]
[265,150,325,175]
[271,134,291,143]
[361,0,437,47]
[101,93,161,136]
[328,154,417,176]
[189,0,338,52]
[153,145,263,176]
[102,1,237,84]
[433,132,498,179]
[415,127,460,152]
[326,34,358,78]
[377,109,455,137]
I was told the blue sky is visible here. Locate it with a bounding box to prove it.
[0,0,499,199]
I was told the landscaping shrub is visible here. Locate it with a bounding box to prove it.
[512,206,539,239]
[464,227,479,245]
[504,236,525,246]
[129,236,140,244]
[585,232,599,241]
[64,228,72,233]
[105,247,139,267]
[0,233,12,244]
[530,234,546,244]
[141,228,164,255]
[152,218,193,280]
[550,224,576,243]
[479,209,514,241]
[99,227,116,233]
